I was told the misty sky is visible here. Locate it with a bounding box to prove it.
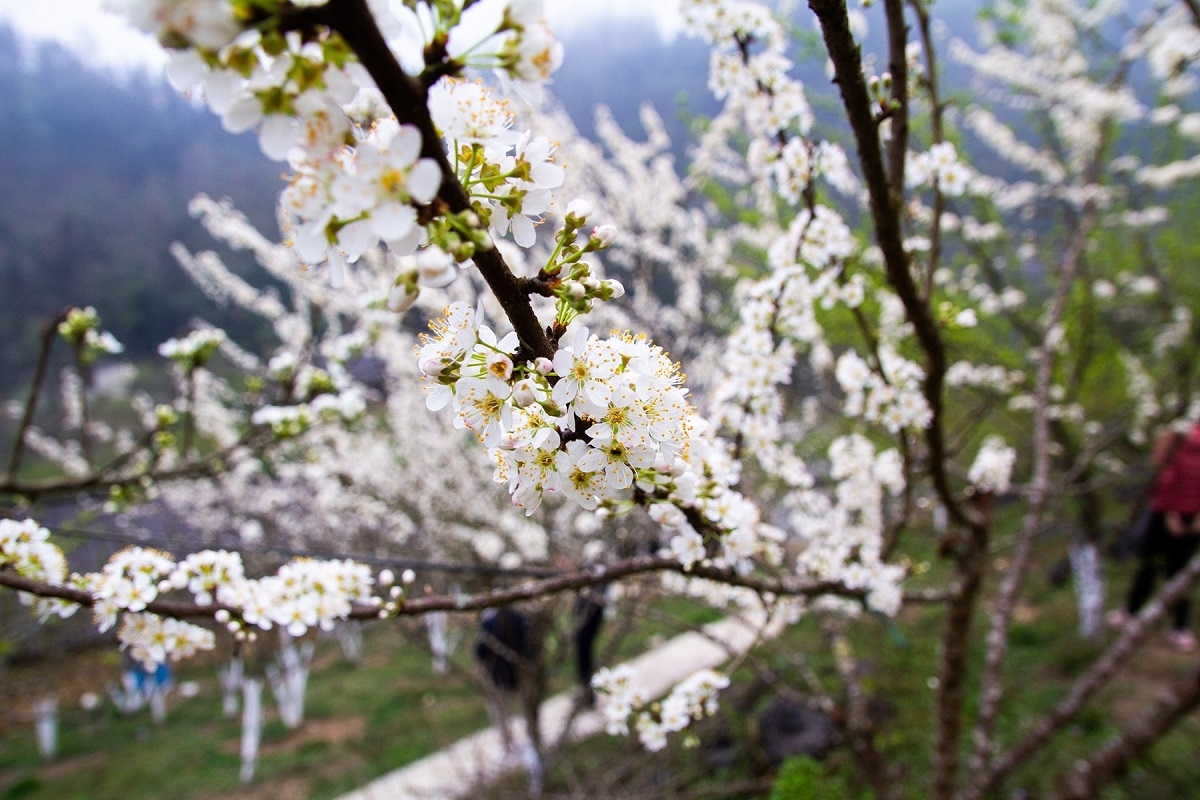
[0,0,685,76]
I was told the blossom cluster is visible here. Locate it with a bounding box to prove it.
[420,302,692,515]
[434,80,566,251]
[0,519,77,622]
[57,306,125,365]
[835,348,932,433]
[117,612,216,669]
[158,328,227,369]
[3,520,384,668]
[114,0,565,297]
[945,362,1025,394]
[253,355,368,436]
[592,664,730,752]
[704,204,861,493]
[789,436,906,616]
[683,0,821,202]
[907,142,972,196]
[967,436,1018,494]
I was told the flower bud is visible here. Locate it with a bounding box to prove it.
[452,240,476,261]
[402,568,416,584]
[566,281,587,299]
[589,224,618,248]
[602,279,625,299]
[415,247,456,288]
[387,279,419,313]
[566,198,593,223]
[534,357,554,376]
[378,568,395,587]
[512,377,539,407]
[419,356,447,377]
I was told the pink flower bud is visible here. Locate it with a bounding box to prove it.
[590,224,618,247]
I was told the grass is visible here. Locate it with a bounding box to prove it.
[480,546,1200,799]
[3,548,1198,800]
[0,591,721,800]
[0,622,492,800]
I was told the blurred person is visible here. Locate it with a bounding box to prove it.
[474,606,544,795]
[573,584,607,707]
[1109,421,1200,651]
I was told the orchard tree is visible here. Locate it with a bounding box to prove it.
[2,0,1200,798]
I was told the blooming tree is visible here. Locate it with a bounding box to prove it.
[4,0,1200,797]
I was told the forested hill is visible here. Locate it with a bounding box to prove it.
[0,27,287,379]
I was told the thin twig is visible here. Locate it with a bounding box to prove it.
[7,309,70,481]
[1047,663,1200,800]
[967,204,1098,784]
[974,551,1200,797]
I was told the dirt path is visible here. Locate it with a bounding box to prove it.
[336,614,763,800]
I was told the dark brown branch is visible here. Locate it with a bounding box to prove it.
[0,432,260,502]
[323,0,553,362]
[0,569,227,620]
[884,0,909,197]
[808,0,973,534]
[0,554,865,623]
[1184,0,1200,29]
[929,515,989,800]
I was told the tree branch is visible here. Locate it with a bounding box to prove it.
[1047,663,1200,800]
[967,204,1097,783]
[0,431,263,502]
[825,624,901,800]
[7,309,69,480]
[884,0,909,197]
[323,0,553,362]
[974,551,1200,798]
[1184,0,1200,29]
[808,0,974,533]
[0,554,869,624]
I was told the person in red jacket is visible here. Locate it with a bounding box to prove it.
[1109,422,1200,651]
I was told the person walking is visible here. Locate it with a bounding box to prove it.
[572,585,607,707]
[1110,421,1200,651]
